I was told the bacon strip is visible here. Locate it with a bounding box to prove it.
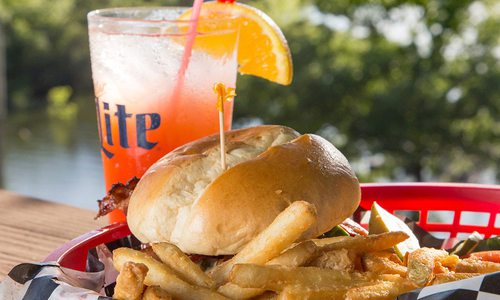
[340,218,369,236]
[95,177,140,219]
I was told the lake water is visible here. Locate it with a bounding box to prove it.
[0,101,105,211]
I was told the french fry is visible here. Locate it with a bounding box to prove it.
[276,276,412,300]
[113,261,148,300]
[363,252,407,276]
[455,257,500,273]
[210,201,317,285]
[113,248,229,300]
[229,263,369,291]
[407,247,449,287]
[267,240,318,267]
[152,242,215,289]
[368,251,403,265]
[311,236,350,247]
[217,283,265,299]
[376,273,405,282]
[345,277,417,300]
[309,248,356,271]
[432,254,460,274]
[318,231,409,255]
[431,273,482,285]
[439,254,460,271]
[276,285,346,300]
[142,286,173,300]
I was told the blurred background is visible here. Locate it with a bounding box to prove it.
[0,0,499,210]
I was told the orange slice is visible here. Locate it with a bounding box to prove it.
[180,2,293,85]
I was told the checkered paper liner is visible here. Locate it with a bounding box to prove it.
[0,263,109,300]
[397,272,500,300]
[0,235,140,300]
[1,234,499,299]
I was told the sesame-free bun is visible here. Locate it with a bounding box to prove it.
[127,125,360,255]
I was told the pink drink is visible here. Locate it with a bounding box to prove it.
[88,8,239,222]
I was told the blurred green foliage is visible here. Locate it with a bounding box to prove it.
[2,0,499,182]
[47,85,77,120]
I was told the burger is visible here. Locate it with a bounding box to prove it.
[104,125,361,256]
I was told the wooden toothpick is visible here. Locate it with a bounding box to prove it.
[213,83,236,171]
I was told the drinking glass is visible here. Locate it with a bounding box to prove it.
[88,7,239,223]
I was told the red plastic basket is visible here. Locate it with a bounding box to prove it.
[359,183,500,238]
[45,183,500,272]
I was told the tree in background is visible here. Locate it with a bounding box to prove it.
[1,0,499,183]
[237,0,500,182]
[1,0,189,109]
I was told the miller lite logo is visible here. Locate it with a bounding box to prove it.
[95,98,161,159]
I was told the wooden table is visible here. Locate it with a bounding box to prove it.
[0,189,107,278]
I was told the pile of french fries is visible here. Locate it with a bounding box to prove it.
[112,201,500,300]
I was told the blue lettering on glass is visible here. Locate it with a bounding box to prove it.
[116,104,132,148]
[103,102,113,146]
[95,98,161,159]
[95,98,114,159]
[136,113,161,149]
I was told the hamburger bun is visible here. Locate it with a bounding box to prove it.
[127,125,360,255]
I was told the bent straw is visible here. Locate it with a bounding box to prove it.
[171,0,204,100]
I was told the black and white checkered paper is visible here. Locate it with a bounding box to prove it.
[397,272,500,300]
[1,235,499,300]
[0,235,139,300]
[0,262,110,300]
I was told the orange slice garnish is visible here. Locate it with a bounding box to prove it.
[180,2,293,85]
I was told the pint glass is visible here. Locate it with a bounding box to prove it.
[88,8,238,223]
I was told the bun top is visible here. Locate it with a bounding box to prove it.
[127,125,360,255]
